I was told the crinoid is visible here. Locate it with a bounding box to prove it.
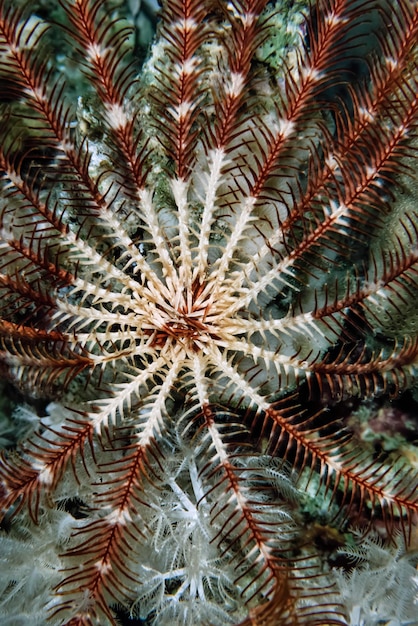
[0,0,417,624]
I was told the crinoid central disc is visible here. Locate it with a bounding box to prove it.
[145,279,218,353]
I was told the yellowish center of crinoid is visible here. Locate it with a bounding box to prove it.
[145,278,222,353]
